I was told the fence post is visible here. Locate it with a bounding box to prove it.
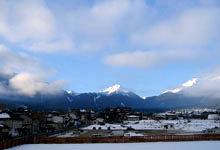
[34,136,36,144]
[25,136,28,144]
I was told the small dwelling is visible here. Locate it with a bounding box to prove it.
[163,123,175,129]
[109,130,124,137]
[127,115,139,121]
[93,118,105,125]
[208,114,220,120]
[203,127,220,134]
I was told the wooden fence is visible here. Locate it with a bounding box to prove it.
[1,134,220,150]
[0,137,25,150]
[37,134,220,144]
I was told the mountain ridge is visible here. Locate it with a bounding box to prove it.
[0,82,220,111]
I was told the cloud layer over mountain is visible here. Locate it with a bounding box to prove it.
[0,45,67,96]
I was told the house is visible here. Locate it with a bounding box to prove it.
[189,111,204,119]
[109,130,124,136]
[203,127,220,134]
[114,107,132,114]
[52,115,64,124]
[127,115,139,121]
[46,113,53,122]
[0,123,9,140]
[93,118,105,125]
[2,114,23,137]
[112,107,132,123]
[32,118,40,134]
[153,112,178,120]
[208,114,220,120]
[46,114,64,130]
[163,123,175,129]
[20,114,32,135]
[16,105,29,113]
[0,104,4,111]
[153,114,166,120]
[52,115,64,129]
[31,113,43,134]
[68,112,79,120]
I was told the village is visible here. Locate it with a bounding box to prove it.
[1,103,220,141]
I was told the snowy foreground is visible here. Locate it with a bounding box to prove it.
[6,141,220,150]
[83,120,220,132]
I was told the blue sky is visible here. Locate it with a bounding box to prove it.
[1,0,220,97]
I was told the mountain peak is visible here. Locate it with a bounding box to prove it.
[67,91,73,94]
[163,78,197,94]
[141,96,147,100]
[182,78,197,87]
[67,90,79,96]
[100,84,130,95]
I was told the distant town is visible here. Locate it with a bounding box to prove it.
[1,103,220,140]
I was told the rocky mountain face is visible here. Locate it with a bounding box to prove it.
[0,82,220,111]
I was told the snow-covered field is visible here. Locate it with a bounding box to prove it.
[56,132,78,138]
[6,141,220,150]
[83,120,220,132]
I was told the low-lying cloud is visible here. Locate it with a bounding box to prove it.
[9,73,67,96]
[0,45,68,96]
[164,68,220,99]
[183,70,220,98]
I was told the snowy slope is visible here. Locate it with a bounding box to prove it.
[100,84,131,96]
[68,85,145,110]
[163,78,197,94]
[83,119,220,132]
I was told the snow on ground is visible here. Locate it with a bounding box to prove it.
[124,132,144,136]
[83,123,127,130]
[56,132,78,138]
[0,113,10,118]
[6,141,220,150]
[83,120,220,132]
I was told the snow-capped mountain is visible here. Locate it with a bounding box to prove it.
[141,96,147,100]
[163,78,197,94]
[1,75,220,111]
[67,91,74,94]
[99,84,131,96]
[68,84,146,110]
[67,91,80,96]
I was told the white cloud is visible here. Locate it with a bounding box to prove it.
[104,51,157,68]
[131,8,220,47]
[103,50,198,68]
[26,38,75,53]
[69,0,145,35]
[0,45,44,74]
[106,6,220,69]
[9,73,67,96]
[0,0,149,53]
[0,0,55,42]
[163,78,197,94]
[163,68,220,99]
[0,45,68,96]
[0,0,75,53]
[182,69,220,98]
[51,0,148,52]
[1,0,219,57]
